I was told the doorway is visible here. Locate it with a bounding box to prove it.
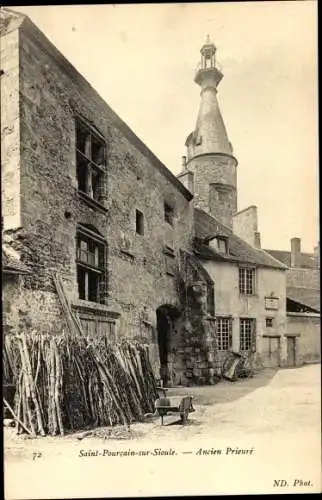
[262,336,280,368]
[286,336,296,367]
[156,304,181,387]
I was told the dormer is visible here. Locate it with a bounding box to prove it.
[207,235,229,255]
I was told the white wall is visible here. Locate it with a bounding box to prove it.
[200,259,288,365]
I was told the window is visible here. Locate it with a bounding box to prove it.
[240,318,256,351]
[210,236,228,254]
[76,119,106,204]
[136,210,144,235]
[216,317,232,351]
[164,202,174,226]
[266,317,274,328]
[239,267,256,295]
[76,225,107,304]
[163,246,176,276]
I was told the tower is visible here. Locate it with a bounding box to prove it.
[185,36,238,228]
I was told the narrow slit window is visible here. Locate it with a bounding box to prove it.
[136,210,144,235]
[164,202,174,226]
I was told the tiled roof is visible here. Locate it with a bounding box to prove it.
[265,249,317,269]
[2,246,30,274]
[287,286,320,312]
[194,208,288,270]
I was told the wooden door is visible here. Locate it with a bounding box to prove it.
[286,337,296,366]
[262,337,280,367]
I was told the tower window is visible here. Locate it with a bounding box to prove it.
[239,267,256,295]
[266,317,274,328]
[164,202,174,226]
[136,210,144,235]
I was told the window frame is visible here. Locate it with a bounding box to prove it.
[265,317,274,328]
[239,266,256,295]
[164,202,175,226]
[135,209,144,235]
[76,225,107,305]
[239,318,256,352]
[75,117,107,210]
[209,236,229,254]
[216,317,233,351]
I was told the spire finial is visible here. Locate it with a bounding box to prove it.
[206,34,210,44]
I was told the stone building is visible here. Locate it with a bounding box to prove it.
[178,37,289,369]
[266,239,320,365]
[1,8,216,386]
[1,9,315,386]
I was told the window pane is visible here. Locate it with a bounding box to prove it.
[240,318,256,351]
[77,267,86,300]
[92,136,105,166]
[88,272,99,302]
[75,119,106,205]
[76,122,89,154]
[216,317,232,351]
[77,153,88,193]
[239,268,255,295]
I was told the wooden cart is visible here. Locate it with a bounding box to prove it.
[155,394,195,426]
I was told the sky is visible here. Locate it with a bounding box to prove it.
[11,2,319,252]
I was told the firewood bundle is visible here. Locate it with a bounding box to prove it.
[3,332,158,436]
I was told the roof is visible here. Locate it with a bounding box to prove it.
[2,245,31,274]
[0,8,193,202]
[265,249,318,269]
[194,208,288,270]
[287,286,320,312]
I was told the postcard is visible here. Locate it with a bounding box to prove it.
[2,2,320,498]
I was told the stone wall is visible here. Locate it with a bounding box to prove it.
[187,153,237,228]
[1,19,194,378]
[287,313,321,364]
[1,29,21,229]
[286,268,320,289]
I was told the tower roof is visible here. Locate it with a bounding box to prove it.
[186,37,233,157]
[194,88,233,155]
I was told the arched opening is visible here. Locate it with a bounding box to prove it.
[156,304,181,387]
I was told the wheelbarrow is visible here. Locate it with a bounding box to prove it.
[155,394,195,426]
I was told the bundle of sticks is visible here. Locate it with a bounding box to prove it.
[3,332,158,436]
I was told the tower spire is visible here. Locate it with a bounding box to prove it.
[184,37,238,228]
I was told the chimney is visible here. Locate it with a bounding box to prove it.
[177,163,194,194]
[232,206,258,247]
[291,237,301,267]
[254,232,261,249]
